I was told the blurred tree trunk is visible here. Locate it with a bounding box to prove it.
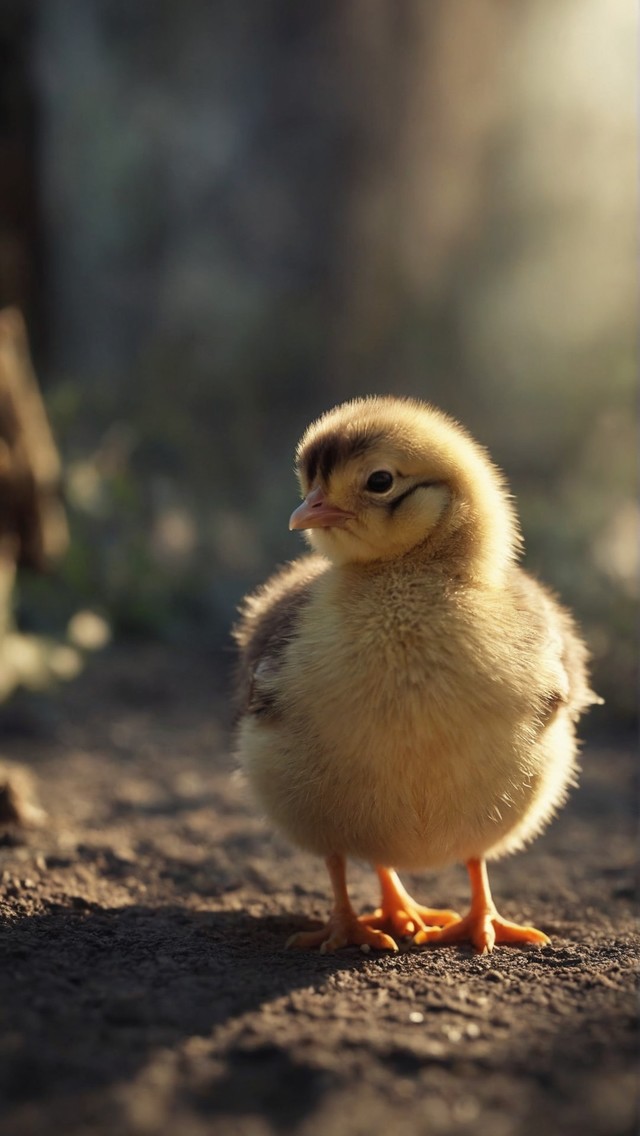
[0,307,68,700]
[0,308,67,571]
[328,0,512,392]
[0,0,45,357]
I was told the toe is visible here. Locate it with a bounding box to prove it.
[420,907,460,928]
[494,918,550,946]
[286,928,330,950]
[472,916,496,954]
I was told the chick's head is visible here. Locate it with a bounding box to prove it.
[290,397,520,579]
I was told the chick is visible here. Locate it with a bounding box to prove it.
[233,397,599,954]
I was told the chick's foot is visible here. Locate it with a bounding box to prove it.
[286,853,398,953]
[414,858,549,954]
[414,910,549,954]
[287,914,398,954]
[359,867,460,939]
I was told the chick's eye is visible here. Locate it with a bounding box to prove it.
[366,470,394,494]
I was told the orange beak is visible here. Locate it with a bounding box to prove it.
[289,486,355,531]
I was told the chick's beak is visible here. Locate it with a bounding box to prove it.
[289,486,355,531]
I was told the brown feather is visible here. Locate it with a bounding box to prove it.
[233,555,327,718]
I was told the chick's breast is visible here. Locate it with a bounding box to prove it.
[236,556,580,872]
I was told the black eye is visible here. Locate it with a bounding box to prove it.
[366,470,394,494]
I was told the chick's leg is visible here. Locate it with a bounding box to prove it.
[287,853,398,954]
[415,858,550,954]
[359,867,460,939]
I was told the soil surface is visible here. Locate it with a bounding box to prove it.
[0,647,637,1136]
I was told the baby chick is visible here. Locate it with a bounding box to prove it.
[233,397,598,954]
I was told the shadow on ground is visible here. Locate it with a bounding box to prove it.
[0,648,637,1136]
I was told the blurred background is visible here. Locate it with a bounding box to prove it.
[0,0,636,726]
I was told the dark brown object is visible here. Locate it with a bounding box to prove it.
[0,762,45,827]
[0,306,67,572]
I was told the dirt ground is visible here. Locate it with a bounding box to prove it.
[0,646,637,1136]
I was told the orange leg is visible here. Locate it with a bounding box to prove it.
[415,858,550,954]
[286,854,398,954]
[359,867,460,939]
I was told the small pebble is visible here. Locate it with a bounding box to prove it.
[360,943,371,954]
[466,1023,481,1038]
[409,1011,424,1023]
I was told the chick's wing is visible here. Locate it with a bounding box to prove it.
[508,567,600,728]
[233,555,327,718]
